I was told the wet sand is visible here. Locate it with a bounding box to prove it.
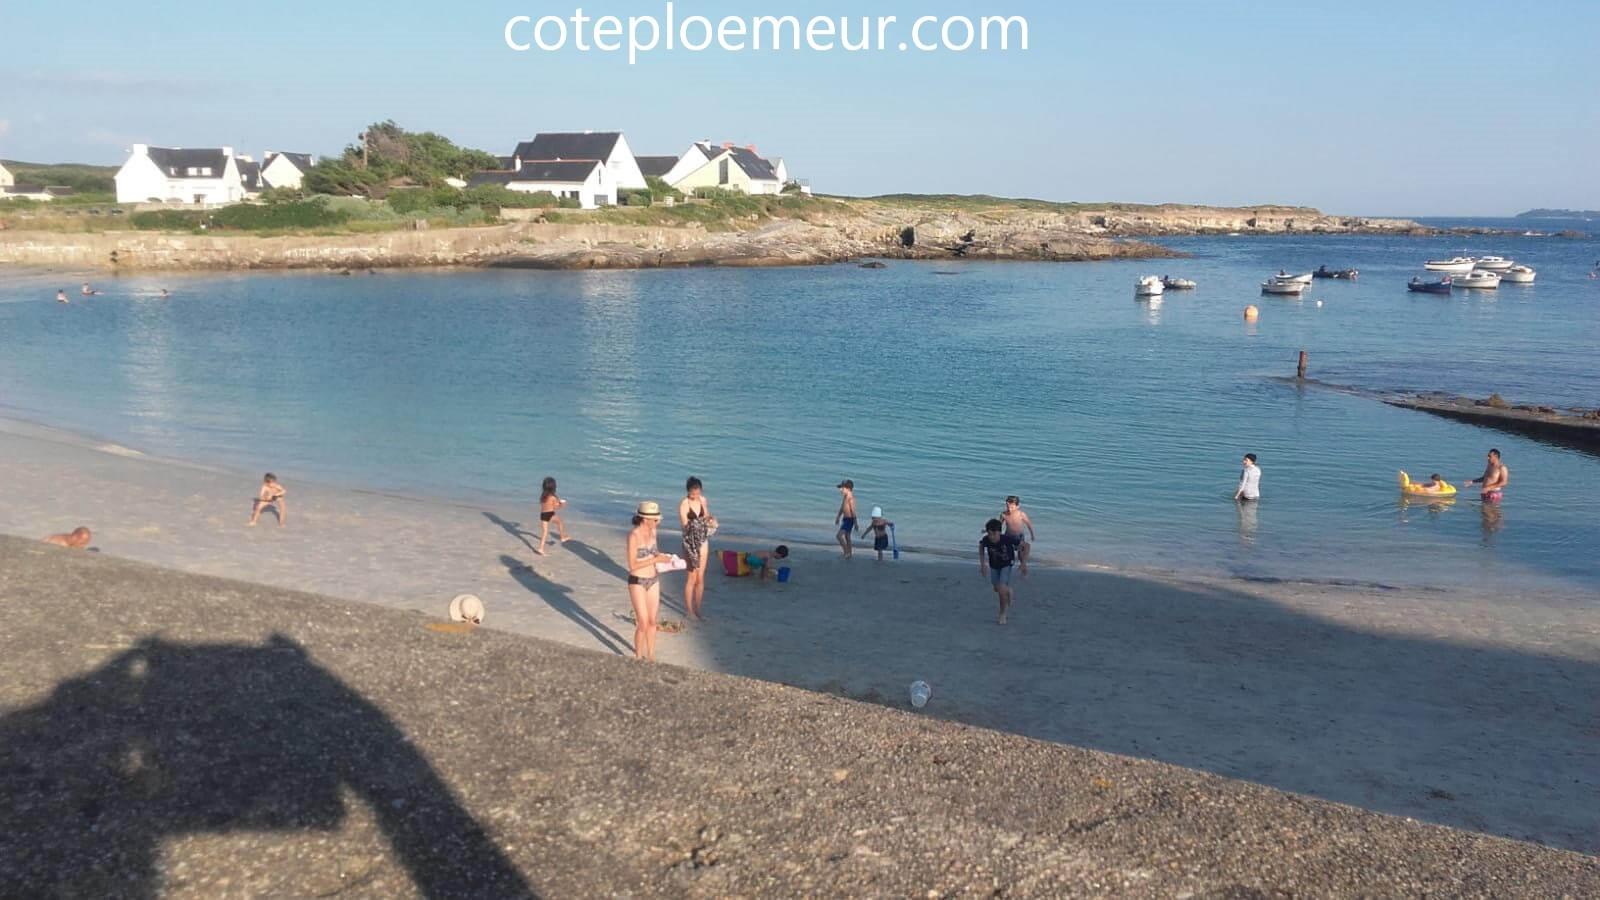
[0,416,1595,853]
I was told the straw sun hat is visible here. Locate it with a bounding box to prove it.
[636,501,663,519]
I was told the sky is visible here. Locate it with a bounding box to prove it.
[2,0,1596,216]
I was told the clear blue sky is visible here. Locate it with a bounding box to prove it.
[3,0,1595,215]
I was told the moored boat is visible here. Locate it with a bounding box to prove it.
[1262,279,1309,295]
[1135,275,1165,298]
[1161,276,1196,290]
[1501,265,1537,284]
[1473,256,1514,271]
[1408,276,1453,294]
[1424,257,1477,274]
[1271,270,1314,285]
[1455,270,1502,289]
[1314,265,1359,280]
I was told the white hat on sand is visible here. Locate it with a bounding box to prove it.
[449,594,485,625]
[871,506,883,518]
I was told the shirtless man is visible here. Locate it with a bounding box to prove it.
[1000,495,1036,569]
[1465,448,1509,503]
[834,479,857,559]
[43,527,92,549]
[249,473,288,526]
[56,290,69,304]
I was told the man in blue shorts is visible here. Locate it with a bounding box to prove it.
[979,518,1026,624]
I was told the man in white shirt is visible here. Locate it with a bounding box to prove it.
[1234,453,1261,502]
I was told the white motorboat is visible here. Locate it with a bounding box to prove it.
[1270,271,1314,285]
[1455,270,1501,289]
[1135,275,1165,298]
[1424,257,1477,274]
[1473,255,1514,271]
[1500,265,1536,283]
[1261,279,1309,295]
[1161,276,1196,290]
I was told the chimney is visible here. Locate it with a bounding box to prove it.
[222,146,234,158]
[513,157,522,172]
[132,143,149,157]
[745,144,758,154]
[722,141,734,149]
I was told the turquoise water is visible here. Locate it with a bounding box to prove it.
[2,227,1598,592]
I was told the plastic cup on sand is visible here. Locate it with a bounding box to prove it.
[909,681,931,709]
[777,566,791,583]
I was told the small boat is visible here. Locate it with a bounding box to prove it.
[1314,265,1359,280]
[1500,265,1536,284]
[1473,256,1514,272]
[1424,257,1477,274]
[1455,270,1501,289]
[1135,275,1165,298]
[1270,270,1314,285]
[1261,279,1309,295]
[1161,276,1196,290]
[1408,276,1453,295]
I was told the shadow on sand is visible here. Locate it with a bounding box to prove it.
[0,635,535,897]
[500,554,632,655]
[683,565,1599,852]
[483,511,538,555]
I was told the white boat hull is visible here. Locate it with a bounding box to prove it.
[1455,273,1501,289]
[1424,259,1477,274]
[1501,268,1536,283]
[1135,276,1164,297]
[1473,257,1514,271]
[1261,281,1308,295]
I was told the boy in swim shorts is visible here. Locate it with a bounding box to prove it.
[249,473,287,527]
[1000,495,1035,569]
[859,507,895,561]
[834,480,857,558]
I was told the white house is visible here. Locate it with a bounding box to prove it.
[261,151,314,190]
[467,158,614,209]
[511,132,645,191]
[236,156,266,198]
[0,161,13,188]
[115,144,245,205]
[666,142,785,196]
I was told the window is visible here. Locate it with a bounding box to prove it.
[718,158,730,185]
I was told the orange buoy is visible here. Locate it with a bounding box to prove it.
[1244,305,1259,321]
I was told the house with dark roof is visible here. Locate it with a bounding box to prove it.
[236,157,266,197]
[261,151,315,190]
[634,155,679,180]
[467,157,613,209]
[115,144,245,205]
[664,141,788,196]
[510,132,646,191]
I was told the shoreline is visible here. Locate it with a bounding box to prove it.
[1,413,1595,853]
[0,199,1458,272]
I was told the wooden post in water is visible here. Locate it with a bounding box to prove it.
[1297,350,1308,380]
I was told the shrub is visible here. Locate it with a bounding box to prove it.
[386,186,462,216]
[460,185,561,210]
[131,209,209,231]
[622,190,653,207]
[210,199,349,230]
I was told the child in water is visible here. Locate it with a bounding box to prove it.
[859,507,895,561]
[43,526,92,549]
[537,476,569,554]
[249,474,287,527]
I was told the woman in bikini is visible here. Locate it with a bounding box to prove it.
[536,476,569,554]
[626,501,676,662]
[679,476,715,621]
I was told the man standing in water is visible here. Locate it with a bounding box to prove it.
[1233,453,1261,502]
[1465,448,1509,503]
[834,479,857,559]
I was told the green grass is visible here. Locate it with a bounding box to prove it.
[544,193,847,230]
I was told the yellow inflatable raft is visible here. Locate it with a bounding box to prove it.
[1399,470,1457,498]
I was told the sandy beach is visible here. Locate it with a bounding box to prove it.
[1,416,1595,854]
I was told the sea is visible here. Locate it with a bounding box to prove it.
[2,216,1597,594]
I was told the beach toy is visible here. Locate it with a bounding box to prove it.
[1398,470,1457,498]
[776,566,791,583]
[448,594,485,625]
[1244,305,1260,321]
[890,524,899,560]
[909,681,932,709]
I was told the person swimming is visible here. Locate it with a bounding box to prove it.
[1401,472,1451,494]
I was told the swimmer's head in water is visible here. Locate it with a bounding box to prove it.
[1430,473,1443,483]
[67,527,91,547]
[985,518,1003,535]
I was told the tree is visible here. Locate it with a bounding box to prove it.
[303,120,498,197]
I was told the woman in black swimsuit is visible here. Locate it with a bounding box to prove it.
[679,476,714,620]
[627,501,675,661]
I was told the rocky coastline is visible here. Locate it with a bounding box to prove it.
[0,199,1457,272]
